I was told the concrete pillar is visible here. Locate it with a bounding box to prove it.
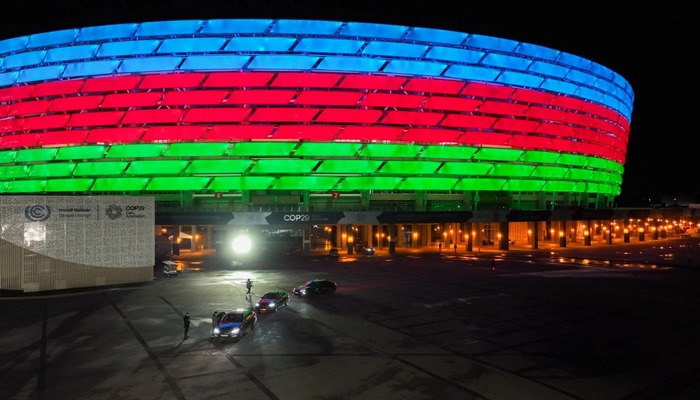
[191,225,197,250]
[531,221,539,249]
[499,221,509,250]
[466,222,473,251]
[559,221,567,247]
[303,228,311,252]
[389,224,397,254]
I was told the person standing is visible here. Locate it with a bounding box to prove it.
[211,311,218,329]
[183,312,191,339]
[246,278,253,295]
[454,243,457,252]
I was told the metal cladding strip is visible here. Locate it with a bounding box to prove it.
[0,73,628,162]
[0,19,633,121]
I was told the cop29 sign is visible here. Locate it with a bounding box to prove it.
[265,212,344,225]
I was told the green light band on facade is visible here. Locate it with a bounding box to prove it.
[531,166,570,179]
[473,148,523,162]
[315,159,383,173]
[419,146,478,159]
[73,161,129,176]
[0,151,17,164]
[541,180,578,192]
[92,177,149,191]
[56,146,107,160]
[45,178,93,192]
[379,161,441,174]
[437,162,494,175]
[15,148,58,162]
[491,164,537,177]
[208,176,276,190]
[399,177,459,190]
[250,159,320,174]
[336,177,404,190]
[146,177,211,191]
[566,168,594,181]
[272,176,340,190]
[28,163,76,178]
[127,160,189,175]
[230,142,297,156]
[556,153,589,168]
[521,150,560,164]
[502,179,546,192]
[295,142,363,157]
[454,178,507,191]
[7,180,45,193]
[185,159,252,174]
[0,142,624,194]
[359,144,423,158]
[106,144,167,158]
[164,143,231,157]
[0,165,28,178]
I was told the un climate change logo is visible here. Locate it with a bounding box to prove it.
[25,205,51,221]
[106,205,122,220]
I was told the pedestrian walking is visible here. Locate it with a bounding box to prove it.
[438,243,442,252]
[211,311,218,329]
[246,278,253,295]
[490,258,496,272]
[454,244,457,252]
[183,312,191,339]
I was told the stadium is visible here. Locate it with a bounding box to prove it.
[0,19,649,291]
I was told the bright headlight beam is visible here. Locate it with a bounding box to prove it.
[232,234,252,254]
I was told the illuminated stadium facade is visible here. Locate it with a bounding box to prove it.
[0,19,641,262]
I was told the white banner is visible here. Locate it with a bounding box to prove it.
[0,196,154,268]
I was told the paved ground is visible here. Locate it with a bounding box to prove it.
[1,236,699,400]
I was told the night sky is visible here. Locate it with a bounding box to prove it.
[3,1,697,206]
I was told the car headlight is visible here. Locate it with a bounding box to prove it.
[269,302,275,307]
[232,328,240,334]
[300,289,306,294]
[213,328,220,334]
[255,302,260,307]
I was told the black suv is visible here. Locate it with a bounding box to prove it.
[293,279,337,297]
